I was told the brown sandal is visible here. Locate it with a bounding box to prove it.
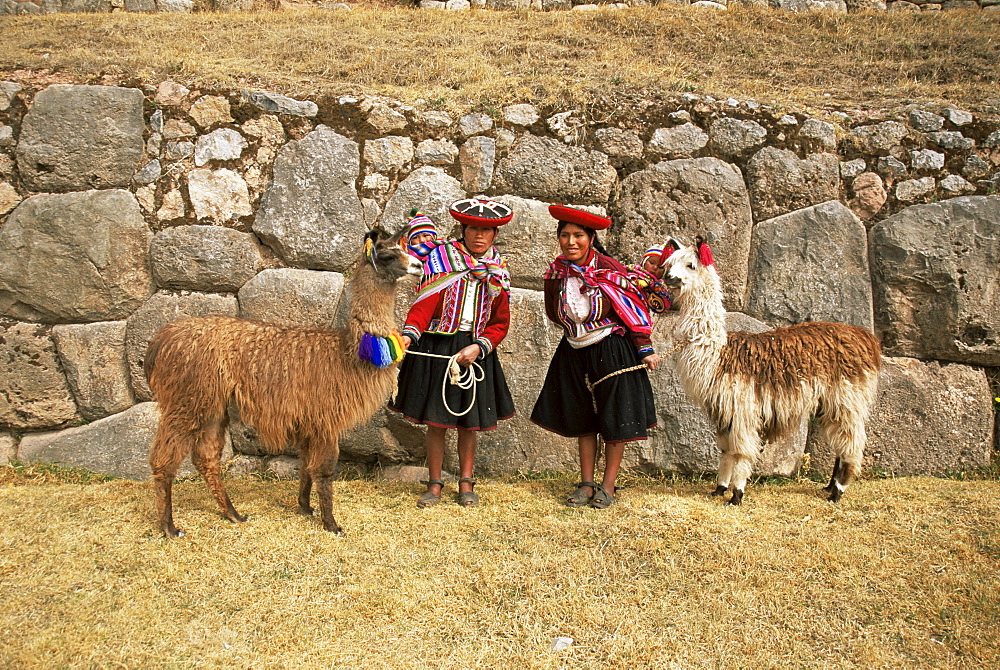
[457,478,479,507]
[417,479,443,508]
[566,482,596,508]
[589,484,616,509]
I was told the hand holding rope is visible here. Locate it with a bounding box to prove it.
[401,336,485,417]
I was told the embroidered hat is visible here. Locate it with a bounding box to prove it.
[405,211,437,242]
[548,204,612,231]
[449,198,514,227]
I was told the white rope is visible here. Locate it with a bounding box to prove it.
[406,350,485,417]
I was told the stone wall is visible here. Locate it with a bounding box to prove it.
[0,78,997,480]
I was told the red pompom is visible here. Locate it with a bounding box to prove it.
[657,245,674,265]
[697,241,714,267]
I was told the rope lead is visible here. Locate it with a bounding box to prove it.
[406,350,484,417]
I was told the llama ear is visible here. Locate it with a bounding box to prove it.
[695,236,714,267]
[659,237,681,265]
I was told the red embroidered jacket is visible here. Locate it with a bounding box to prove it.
[401,287,510,357]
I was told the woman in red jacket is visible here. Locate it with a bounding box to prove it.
[531,205,661,509]
[390,198,516,508]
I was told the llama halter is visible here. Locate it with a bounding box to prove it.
[358,331,406,368]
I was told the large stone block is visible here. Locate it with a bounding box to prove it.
[238,268,346,328]
[493,134,616,205]
[746,147,840,222]
[0,190,154,323]
[637,312,808,476]
[848,120,909,154]
[491,195,571,290]
[475,288,579,475]
[253,127,365,272]
[871,195,1000,366]
[363,135,414,175]
[151,225,264,292]
[187,168,253,223]
[380,166,466,235]
[609,157,753,311]
[16,84,145,191]
[745,200,873,330]
[0,322,78,430]
[18,403,225,480]
[125,291,239,401]
[808,357,994,476]
[51,321,134,422]
[708,117,767,160]
[459,136,496,193]
[0,432,15,465]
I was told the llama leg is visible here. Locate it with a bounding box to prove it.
[311,440,343,535]
[823,417,866,503]
[713,431,734,497]
[726,430,759,506]
[191,417,246,524]
[297,471,314,515]
[149,417,196,538]
[822,457,843,494]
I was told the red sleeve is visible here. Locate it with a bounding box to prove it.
[475,290,510,356]
[401,293,442,342]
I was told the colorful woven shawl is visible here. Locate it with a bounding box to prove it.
[627,265,672,315]
[414,240,511,336]
[545,253,655,335]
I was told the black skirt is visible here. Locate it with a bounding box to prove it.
[389,332,515,431]
[530,333,657,443]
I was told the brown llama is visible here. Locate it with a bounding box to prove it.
[661,237,882,505]
[145,227,422,537]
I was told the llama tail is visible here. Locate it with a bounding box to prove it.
[144,332,164,385]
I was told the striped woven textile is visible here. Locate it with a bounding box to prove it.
[545,255,655,335]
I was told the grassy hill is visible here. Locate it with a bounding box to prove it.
[3,6,999,113]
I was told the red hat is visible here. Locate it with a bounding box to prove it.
[548,204,611,231]
[449,198,514,227]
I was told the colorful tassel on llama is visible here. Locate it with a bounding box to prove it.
[359,331,406,368]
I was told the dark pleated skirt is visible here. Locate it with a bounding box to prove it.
[389,332,515,431]
[530,333,657,443]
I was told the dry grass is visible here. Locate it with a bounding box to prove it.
[2,465,999,668]
[2,7,999,112]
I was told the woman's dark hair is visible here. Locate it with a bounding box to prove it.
[556,220,609,256]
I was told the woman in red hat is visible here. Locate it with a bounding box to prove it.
[530,205,661,509]
[390,198,516,508]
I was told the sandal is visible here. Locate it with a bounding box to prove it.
[589,484,617,509]
[566,482,597,508]
[457,478,479,507]
[417,479,443,508]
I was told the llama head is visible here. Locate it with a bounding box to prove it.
[662,236,719,301]
[364,226,423,282]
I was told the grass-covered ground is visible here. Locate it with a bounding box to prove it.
[3,6,999,113]
[2,463,999,667]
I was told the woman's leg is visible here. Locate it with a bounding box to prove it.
[577,433,599,497]
[601,440,627,493]
[424,425,447,497]
[456,428,477,495]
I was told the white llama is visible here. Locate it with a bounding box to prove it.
[662,237,882,504]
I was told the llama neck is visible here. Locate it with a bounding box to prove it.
[677,267,728,353]
[346,265,398,343]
